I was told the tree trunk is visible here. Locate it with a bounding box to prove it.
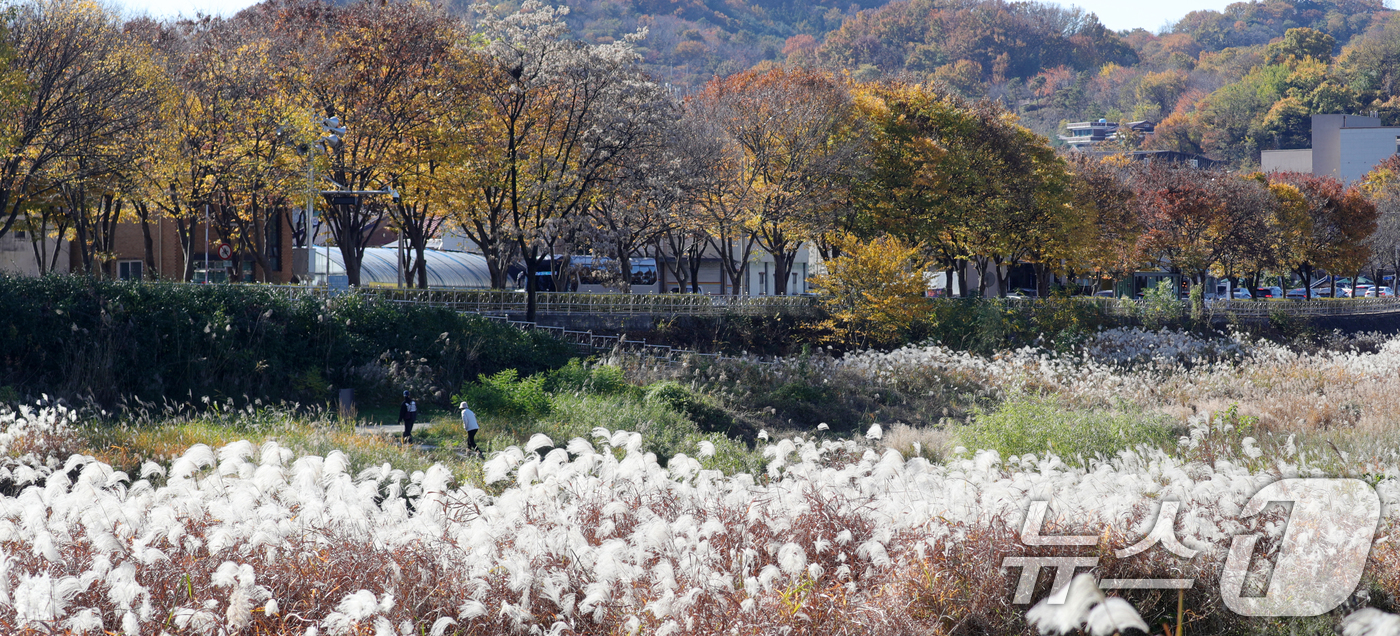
[175,217,197,282]
[136,202,158,279]
[687,243,702,293]
[974,257,990,297]
[415,242,428,289]
[993,256,1010,298]
[616,251,632,293]
[955,259,970,297]
[772,246,797,296]
[656,242,668,293]
[523,252,540,322]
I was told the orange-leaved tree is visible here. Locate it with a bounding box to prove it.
[1268,171,1378,298]
[810,232,931,347]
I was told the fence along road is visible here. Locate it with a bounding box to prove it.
[269,286,816,316]
[266,285,1400,319]
[1050,296,1400,318]
[261,286,1400,362]
[263,286,804,365]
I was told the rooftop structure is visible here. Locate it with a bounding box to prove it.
[1059,119,1155,148]
[1073,149,1222,169]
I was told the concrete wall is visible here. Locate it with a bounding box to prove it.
[1339,127,1400,183]
[1311,114,1380,179]
[1261,149,1313,173]
[0,230,69,276]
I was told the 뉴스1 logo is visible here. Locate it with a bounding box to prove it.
[1003,478,1381,616]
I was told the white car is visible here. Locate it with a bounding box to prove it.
[1366,286,1395,297]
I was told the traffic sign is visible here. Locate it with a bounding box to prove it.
[217,244,233,261]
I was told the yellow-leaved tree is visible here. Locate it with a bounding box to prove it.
[810,232,930,347]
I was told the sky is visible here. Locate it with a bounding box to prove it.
[1069,0,1236,33]
[114,0,1241,33]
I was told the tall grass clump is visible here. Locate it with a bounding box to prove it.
[3,401,1398,635]
[959,392,1178,463]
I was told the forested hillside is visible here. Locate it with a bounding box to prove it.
[440,0,888,86]
[466,0,1398,166]
[809,0,1396,164]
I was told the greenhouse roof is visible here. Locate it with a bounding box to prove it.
[311,246,494,288]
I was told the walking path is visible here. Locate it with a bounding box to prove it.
[353,422,484,457]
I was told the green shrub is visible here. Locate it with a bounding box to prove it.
[544,393,760,472]
[644,381,743,437]
[456,369,551,419]
[0,276,575,406]
[958,392,1176,463]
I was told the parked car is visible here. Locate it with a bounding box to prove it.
[1254,286,1283,298]
[1231,288,1253,299]
[1286,288,1307,298]
[1366,286,1395,297]
[1339,285,1372,297]
[1093,290,1115,298]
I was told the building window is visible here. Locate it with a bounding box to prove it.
[13,230,24,239]
[1190,159,1199,168]
[118,260,143,281]
[758,270,767,296]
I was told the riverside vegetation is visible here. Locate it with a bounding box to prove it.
[6,283,1400,632]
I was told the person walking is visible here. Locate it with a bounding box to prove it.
[460,401,479,454]
[398,391,418,443]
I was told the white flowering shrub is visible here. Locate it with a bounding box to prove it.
[0,404,1397,634]
[0,403,82,496]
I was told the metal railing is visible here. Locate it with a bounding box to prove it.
[263,285,816,316]
[1206,297,1400,317]
[1003,295,1400,319]
[477,315,775,366]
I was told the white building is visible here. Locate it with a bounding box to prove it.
[0,229,69,276]
[1261,113,1400,183]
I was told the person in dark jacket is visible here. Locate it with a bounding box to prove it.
[398,391,418,443]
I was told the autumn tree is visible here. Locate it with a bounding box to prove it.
[1133,163,1273,292]
[1360,156,1400,295]
[1267,171,1378,298]
[454,1,671,318]
[851,82,979,295]
[810,232,931,347]
[583,116,691,293]
[854,82,1074,297]
[0,0,161,244]
[1063,153,1143,291]
[688,68,858,295]
[273,0,452,287]
[675,96,752,295]
[132,15,310,282]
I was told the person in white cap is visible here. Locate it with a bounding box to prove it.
[460,401,479,453]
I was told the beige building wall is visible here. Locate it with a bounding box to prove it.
[1261,149,1313,173]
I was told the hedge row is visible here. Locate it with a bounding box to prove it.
[0,276,575,406]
